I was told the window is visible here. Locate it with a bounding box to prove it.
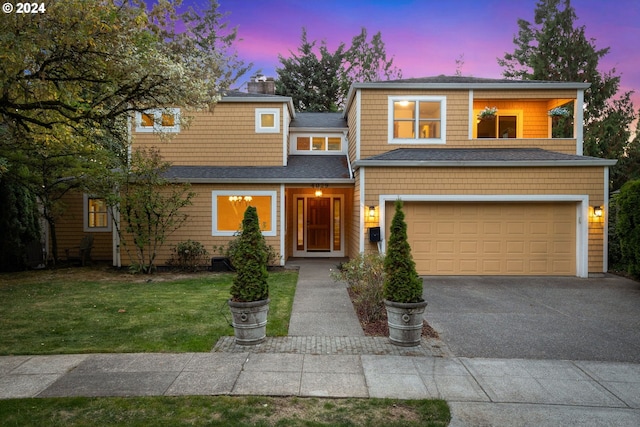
[255,108,280,133]
[475,110,522,138]
[135,108,180,133]
[83,194,111,232]
[212,191,277,236]
[293,135,343,153]
[388,96,446,144]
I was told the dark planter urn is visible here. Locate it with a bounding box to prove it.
[228,298,270,345]
[384,299,428,347]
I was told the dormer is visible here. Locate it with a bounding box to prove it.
[289,112,348,155]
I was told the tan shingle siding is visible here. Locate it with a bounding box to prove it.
[133,104,285,166]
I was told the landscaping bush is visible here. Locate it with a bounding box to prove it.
[229,206,269,302]
[383,199,423,303]
[168,240,209,272]
[616,179,640,278]
[331,253,386,323]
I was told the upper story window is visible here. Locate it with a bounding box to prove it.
[293,135,343,153]
[135,108,180,133]
[255,108,280,133]
[388,96,446,144]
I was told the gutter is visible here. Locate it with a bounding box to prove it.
[352,159,618,169]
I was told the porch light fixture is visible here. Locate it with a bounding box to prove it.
[593,206,603,218]
[368,206,376,219]
[314,190,323,197]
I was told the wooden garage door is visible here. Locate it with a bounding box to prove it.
[386,202,576,275]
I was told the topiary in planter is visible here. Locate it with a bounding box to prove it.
[383,199,423,303]
[383,199,426,347]
[229,206,269,302]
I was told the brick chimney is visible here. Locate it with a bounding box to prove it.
[247,74,275,95]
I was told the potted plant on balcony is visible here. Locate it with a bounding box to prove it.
[383,199,427,346]
[227,205,270,345]
[478,106,498,121]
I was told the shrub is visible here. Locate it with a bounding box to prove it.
[168,240,209,272]
[616,180,640,278]
[383,199,423,303]
[229,206,269,302]
[331,253,385,323]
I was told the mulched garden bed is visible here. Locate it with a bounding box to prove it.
[347,288,439,339]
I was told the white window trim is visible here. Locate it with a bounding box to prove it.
[212,190,277,236]
[83,193,112,232]
[255,108,280,133]
[472,109,523,139]
[388,96,446,145]
[290,133,346,154]
[135,108,181,133]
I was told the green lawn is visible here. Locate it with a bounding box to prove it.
[0,396,451,426]
[0,267,298,355]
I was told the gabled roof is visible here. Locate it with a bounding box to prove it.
[353,148,617,168]
[290,112,347,131]
[164,155,353,184]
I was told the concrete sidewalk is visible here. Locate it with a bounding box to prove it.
[1,259,639,426]
[1,352,639,426]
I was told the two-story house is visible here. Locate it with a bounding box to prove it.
[53,76,615,277]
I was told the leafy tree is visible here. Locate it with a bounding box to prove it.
[616,180,640,278]
[383,200,423,303]
[276,27,401,111]
[344,28,402,84]
[229,206,269,302]
[0,0,248,264]
[0,177,41,271]
[498,0,638,189]
[104,148,195,274]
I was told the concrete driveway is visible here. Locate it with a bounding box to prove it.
[423,275,640,363]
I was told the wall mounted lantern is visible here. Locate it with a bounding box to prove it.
[593,206,603,218]
[368,205,376,219]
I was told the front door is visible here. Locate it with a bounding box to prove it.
[307,198,331,251]
[293,194,344,257]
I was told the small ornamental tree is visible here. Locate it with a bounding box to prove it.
[616,179,640,278]
[383,200,423,303]
[230,206,269,302]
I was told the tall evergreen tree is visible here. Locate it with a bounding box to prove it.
[498,0,638,189]
[276,29,346,112]
[276,28,401,112]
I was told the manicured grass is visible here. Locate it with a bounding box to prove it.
[0,267,298,355]
[0,396,451,426]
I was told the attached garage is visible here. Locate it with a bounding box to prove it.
[385,201,577,276]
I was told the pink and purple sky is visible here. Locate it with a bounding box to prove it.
[190,0,639,108]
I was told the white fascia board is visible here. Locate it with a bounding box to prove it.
[351,82,591,90]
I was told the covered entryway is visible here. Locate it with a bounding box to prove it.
[292,193,345,257]
[385,201,577,275]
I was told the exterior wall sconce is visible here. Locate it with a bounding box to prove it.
[314,190,323,197]
[368,205,376,219]
[593,206,603,218]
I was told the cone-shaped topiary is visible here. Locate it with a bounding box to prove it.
[229,206,269,302]
[383,199,423,303]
